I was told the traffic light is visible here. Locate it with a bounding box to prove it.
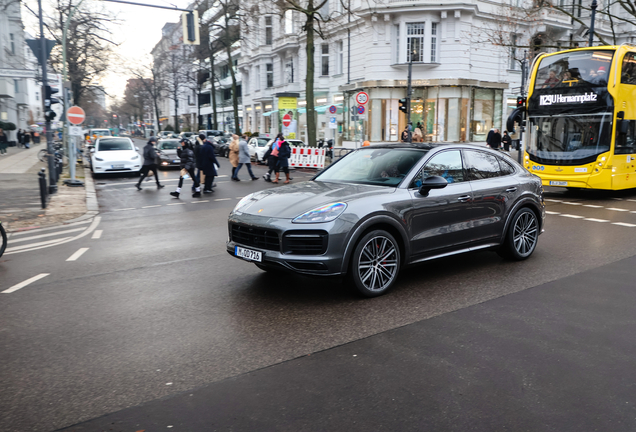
[399,98,408,113]
[44,85,59,121]
[516,96,526,108]
[182,11,200,45]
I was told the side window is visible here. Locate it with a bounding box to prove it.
[464,150,501,180]
[622,53,636,85]
[412,150,465,188]
[498,157,516,176]
[615,120,636,154]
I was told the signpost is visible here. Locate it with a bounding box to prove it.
[329,105,337,114]
[329,117,337,129]
[64,105,85,187]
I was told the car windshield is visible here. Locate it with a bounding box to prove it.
[92,129,111,136]
[316,148,427,186]
[159,141,179,150]
[257,139,269,147]
[534,50,615,90]
[97,139,133,151]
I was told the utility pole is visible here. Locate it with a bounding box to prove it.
[589,0,598,47]
[38,0,56,193]
[518,51,528,165]
[406,47,413,143]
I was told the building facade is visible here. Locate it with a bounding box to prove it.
[239,0,636,145]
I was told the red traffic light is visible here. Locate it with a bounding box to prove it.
[516,96,526,108]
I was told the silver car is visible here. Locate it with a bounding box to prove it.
[227,143,545,297]
[157,139,181,167]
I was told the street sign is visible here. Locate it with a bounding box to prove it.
[282,112,292,127]
[329,105,337,114]
[351,115,359,121]
[355,91,369,105]
[357,105,365,114]
[67,106,85,125]
[329,117,337,129]
[69,126,83,136]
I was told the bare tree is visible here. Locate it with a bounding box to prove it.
[129,64,166,132]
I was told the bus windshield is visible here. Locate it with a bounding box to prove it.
[534,50,615,90]
[527,113,612,165]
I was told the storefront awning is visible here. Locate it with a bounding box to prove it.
[298,104,343,114]
[262,110,278,117]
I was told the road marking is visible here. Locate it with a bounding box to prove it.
[6,216,101,255]
[611,197,624,200]
[113,208,136,212]
[560,214,584,218]
[5,237,73,253]
[607,208,630,212]
[2,273,50,294]
[613,222,636,227]
[98,178,180,186]
[9,227,85,244]
[167,202,185,206]
[214,198,231,201]
[9,219,91,236]
[562,202,582,205]
[545,199,562,202]
[583,218,609,223]
[236,196,244,199]
[627,199,636,203]
[92,230,103,239]
[142,205,161,208]
[545,211,560,215]
[192,200,209,203]
[583,204,603,208]
[67,248,89,261]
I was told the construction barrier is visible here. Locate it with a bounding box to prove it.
[289,146,326,169]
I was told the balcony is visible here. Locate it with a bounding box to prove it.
[15,91,28,106]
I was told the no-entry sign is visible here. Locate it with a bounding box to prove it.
[282,112,292,127]
[67,106,86,125]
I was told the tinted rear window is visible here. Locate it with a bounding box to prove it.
[98,139,133,151]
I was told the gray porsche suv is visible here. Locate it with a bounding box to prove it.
[227,143,545,297]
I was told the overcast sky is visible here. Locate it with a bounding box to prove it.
[22,0,191,106]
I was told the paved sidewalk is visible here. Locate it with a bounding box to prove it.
[0,144,95,232]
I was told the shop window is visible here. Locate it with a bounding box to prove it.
[321,44,329,76]
[406,23,425,62]
[265,16,273,45]
[266,63,273,88]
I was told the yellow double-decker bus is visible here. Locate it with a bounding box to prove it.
[521,45,636,190]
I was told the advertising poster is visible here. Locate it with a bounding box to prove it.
[278,97,298,139]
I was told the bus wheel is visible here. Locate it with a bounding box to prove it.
[498,208,539,261]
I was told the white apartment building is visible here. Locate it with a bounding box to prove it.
[239,0,636,144]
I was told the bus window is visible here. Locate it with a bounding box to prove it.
[534,50,614,89]
[621,53,636,85]
[615,120,636,154]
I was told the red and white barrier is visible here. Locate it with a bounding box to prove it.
[289,146,326,169]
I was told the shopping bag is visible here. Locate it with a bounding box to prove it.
[180,168,189,179]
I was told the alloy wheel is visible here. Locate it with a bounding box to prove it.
[357,235,399,293]
[513,211,538,257]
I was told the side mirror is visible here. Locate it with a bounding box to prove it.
[418,175,448,197]
[135,146,140,152]
[89,147,95,153]
[619,119,630,135]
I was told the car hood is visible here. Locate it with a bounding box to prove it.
[94,150,136,161]
[160,150,178,157]
[236,181,395,218]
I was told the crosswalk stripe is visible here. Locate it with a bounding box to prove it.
[560,214,584,218]
[583,218,609,223]
[9,219,91,236]
[9,227,85,244]
[612,222,636,227]
[5,237,73,253]
[2,273,50,294]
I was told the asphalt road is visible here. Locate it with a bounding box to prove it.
[3,141,636,431]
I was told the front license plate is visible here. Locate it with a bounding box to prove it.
[235,246,262,262]
[173,160,179,163]
[111,164,124,169]
[549,181,568,186]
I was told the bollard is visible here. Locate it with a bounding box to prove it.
[38,168,48,209]
[56,160,63,178]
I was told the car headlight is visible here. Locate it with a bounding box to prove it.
[95,157,104,161]
[131,155,139,160]
[233,193,256,213]
[292,202,347,224]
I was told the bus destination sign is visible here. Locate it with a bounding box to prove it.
[539,92,599,106]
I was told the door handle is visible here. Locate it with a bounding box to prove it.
[457,195,471,202]
[505,187,518,193]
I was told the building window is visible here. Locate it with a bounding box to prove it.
[577,0,582,17]
[319,0,329,18]
[430,23,438,62]
[14,80,19,93]
[10,34,15,55]
[285,60,294,83]
[337,41,343,74]
[321,44,329,76]
[35,91,39,101]
[285,10,294,34]
[406,23,425,62]
[244,72,250,94]
[266,63,273,88]
[510,34,518,70]
[395,25,400,63]
[221,64,229,79]
[255,66,260,90]
[265,16,273,45]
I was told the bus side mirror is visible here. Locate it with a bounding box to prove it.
[619,119,629,135]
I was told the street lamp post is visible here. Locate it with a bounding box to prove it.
[589,0,598,47]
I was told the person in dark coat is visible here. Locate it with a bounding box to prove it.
[198,133,220,193]
[136,137,164,190]
[486,128,501,150]
[501,130,512,152]
[17,129,23,148]
[23,131,31,149]
[274,139,292,184]
[170,138,200,198]
[0,128,7,155]
[264,133,283,182]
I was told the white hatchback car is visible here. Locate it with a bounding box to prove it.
[253,139,306,163]
[90,137,141,176]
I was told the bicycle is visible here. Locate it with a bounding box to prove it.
[0,220,6,258]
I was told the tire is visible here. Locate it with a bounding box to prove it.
[0,223,6,258]
[498,207,539,260]
[350,230,401,297]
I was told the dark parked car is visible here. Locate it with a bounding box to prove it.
[156,139,181,168]
[227,143,545,297]
[213,137,230,157]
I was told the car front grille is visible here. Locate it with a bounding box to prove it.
[231,224,280,251]
[283,231,328,255]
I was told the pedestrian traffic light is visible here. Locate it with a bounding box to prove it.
[399,98,408,113]
[516,96,526,108]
